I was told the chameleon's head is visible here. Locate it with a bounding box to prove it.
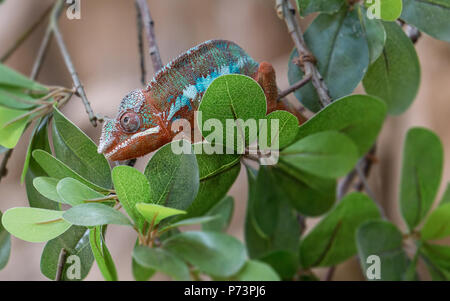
[98,89,168,161]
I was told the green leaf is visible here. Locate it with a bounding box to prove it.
[0,106,29,148]
[33,177,60,203]
[296,95,386,156]
[369,0,403,21]
[420,242,450,280]
[21,116,47,183]
[299,192,381,268]
[161,216,218,233]
[164,231,247,277]
[274,162,336,216]
[288,7,369,112]
[356,220,409,280]
[358,4,387,63]
[63,203,132,227]
[0,212,11,270]
[40,226,93,280]
[198,74,266,150]
[297,0,346,16]
[24,118,59,210]
[133,245,190,281]
[0,88,39,110]
[132,257,155,281]
[112,166,150,232]
[422,203,450,240]
[0,63,47,91]
[260,250,298,280]
[202,196,234,232]
[52,107,111,189]
[32,149,108,193]
[400,127,443,231]
[183,147,240,219]
[439,183,450,205]
[56,178,106,206]
[89,226,118,281]
[259,110,299,150]
[144,141,199,210]
[1,207,71,243]
[135,203,186,226]
[401,0,450,42]
[245,166,300,268]
[363,22,420,114]
[404,249,420,281]
[232,260,280,281]
[281,131,359,179]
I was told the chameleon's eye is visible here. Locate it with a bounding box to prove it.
[120,112,140,133]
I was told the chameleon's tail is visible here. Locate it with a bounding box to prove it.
[255,62,307,124]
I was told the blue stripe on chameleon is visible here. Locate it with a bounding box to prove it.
[167,59,254,121]
[168,70,223,121]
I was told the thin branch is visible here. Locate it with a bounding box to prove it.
[355,158,385,218]
[337,169,357,200]
[55,248,67,281]
[135,0,163,72]
[325,266,336,281]
[30,18,53,80]
[405,24,421,44]
[276,0,331,108]
[135,1,147,85]
[0,149,13,182]
[277,73,312,100]
[0,4,53,62]
[50,0,98,126]
[355,145,377,191]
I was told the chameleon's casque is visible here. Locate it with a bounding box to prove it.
[98,39,303,161]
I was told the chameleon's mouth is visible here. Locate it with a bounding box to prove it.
[101,126,161,160]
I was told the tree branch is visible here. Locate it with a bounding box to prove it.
[0,4,53,63]
[135,0,163,73]
[135,1,147,86]
[275,0,331,108]
[30,17,53,81]
[0,149,13,183]
[277,73,312,100]
[55,248,67,281]
[50,0,98,127]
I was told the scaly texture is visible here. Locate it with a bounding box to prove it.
[98,40,291,161]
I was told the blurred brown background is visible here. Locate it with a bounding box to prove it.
[0,0,449,280]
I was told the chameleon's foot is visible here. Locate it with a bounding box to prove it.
[255,62,278,113]
[255,61,306,124]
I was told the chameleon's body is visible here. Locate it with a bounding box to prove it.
[98,40,303,161]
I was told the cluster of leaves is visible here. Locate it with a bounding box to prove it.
[357,127,450,280]
[0,66,387,280]
[289,0,450,114]
[0,64,51,151]
[0,0,449,281]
